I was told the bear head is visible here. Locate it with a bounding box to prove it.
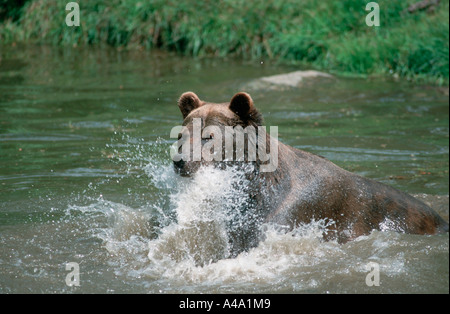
[173,91,264,176]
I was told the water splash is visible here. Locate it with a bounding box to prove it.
[60,136,448,293]
[147,165,256,268]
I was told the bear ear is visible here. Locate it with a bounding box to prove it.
[229,92,255,120]
[178,92,201,119]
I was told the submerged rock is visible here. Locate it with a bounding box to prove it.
[244,70,334,91]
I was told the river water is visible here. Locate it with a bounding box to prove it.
[0,45,448,293]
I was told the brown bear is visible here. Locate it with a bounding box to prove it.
[173,91,449,253]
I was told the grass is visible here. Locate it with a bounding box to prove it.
[0,0,448,84]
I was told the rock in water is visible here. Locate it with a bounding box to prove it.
[244,70,334,91]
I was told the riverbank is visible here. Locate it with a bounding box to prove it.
[0,0,448,84]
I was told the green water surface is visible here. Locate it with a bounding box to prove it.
[0,45,448,293]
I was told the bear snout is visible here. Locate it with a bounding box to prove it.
[173,159,202,177]
[173,159,185,170]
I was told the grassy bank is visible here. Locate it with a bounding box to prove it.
[0,0,449,84]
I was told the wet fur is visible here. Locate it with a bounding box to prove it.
[175,92,449,248]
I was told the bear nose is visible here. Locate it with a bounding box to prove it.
[173,159,185,169]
